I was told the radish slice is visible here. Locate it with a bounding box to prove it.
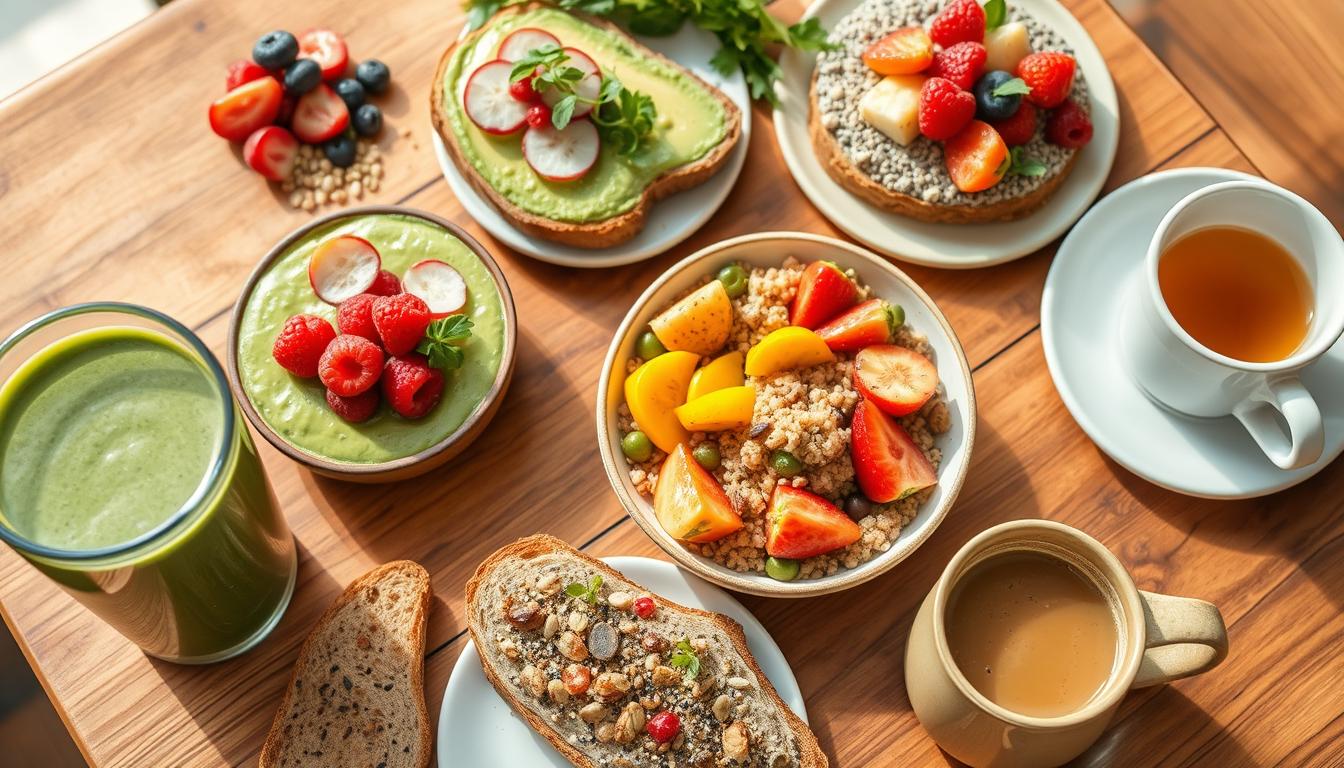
[539,48,601,119]
[498,28,562,62]
[402,260,469,318]
[309,236,381,305]
[522,119,600,182]
[463,60,528,135]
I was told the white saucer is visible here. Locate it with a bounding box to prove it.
[1042,167,1344,499]
[432,22,751,269]
[772,0,1118,269]
[435,556,806,766]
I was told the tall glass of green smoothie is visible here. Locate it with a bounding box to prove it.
[0,303,296,663]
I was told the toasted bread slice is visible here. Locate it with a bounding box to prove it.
[431,3,742,249]
[466,534,828,767]
[260,561,432,768]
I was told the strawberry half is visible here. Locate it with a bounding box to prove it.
[298,28,349,82]
[225,59,269,91]
[850,399,938,503]
[208,76,283,141]
[765,485,862,560]
[854,344,938,416]
[816,299,899,352]
[790,261,859,329]
[292,83,350,144]
[242,125,298,182]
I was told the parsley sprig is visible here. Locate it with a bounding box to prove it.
[415,315,473,371]
[564,574,604,605]
[669,638,701,683]
[509,45,657,155]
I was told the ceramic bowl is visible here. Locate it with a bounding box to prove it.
[227,206,516,483]
[596,232,976,597]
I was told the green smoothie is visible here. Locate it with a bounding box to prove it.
[236,213,507,464]
[0,323,295,662]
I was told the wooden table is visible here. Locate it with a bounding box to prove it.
[0,0,1338,765]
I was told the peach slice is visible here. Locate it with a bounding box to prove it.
[674,385,755,432]
[744,326,835,377]
[650,281,732,356]
[624,350,698,454]
[654,444,743,543]
[686,351,745,401]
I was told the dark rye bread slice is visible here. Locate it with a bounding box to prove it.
[431,3,743,249]
[260,561,432,768]
[466,534,828,767]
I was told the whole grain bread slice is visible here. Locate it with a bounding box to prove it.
[260,561,432,768]
[431,3,743,249]
[466,534,829,767]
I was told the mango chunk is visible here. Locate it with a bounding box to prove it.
[650,281,732,356]
[624,350,699,453]
[674,385,756,432]
[687,351,745,401]
[654,444,744,543]
[745,327,835,377]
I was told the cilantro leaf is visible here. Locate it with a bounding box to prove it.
[991,77,1032,98]
[984,0,1007,31]
[416,315,473,371]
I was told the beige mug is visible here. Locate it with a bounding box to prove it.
[905,520,1228,767]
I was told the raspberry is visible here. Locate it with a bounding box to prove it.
[372,293,432,356]
[272,314,336,378]
[632,596,655,619]
[1016,52,1076,109]
[990,101,1038,146]
[1045,98,1093,149]
[382,354,445,419]
[927,42,986,91]
[318,335,384,397]
[336,294,380,341]
[929,0,985,48]
[646,711,680,744]
[325,387,380,423]
[918,77,976,140]
[367,269,402,297]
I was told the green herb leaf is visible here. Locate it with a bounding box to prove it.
[1007,146,1047,177]
[466,0,504,31]
[983,0,1007,31]
[551,94,578,130]
[510,44,564,83]
[669,638,701,682]
[562,574,604,605]
[628,4,687,36]
[416,315,473,371]
[564,583,590,598]
[991,77,1032,98]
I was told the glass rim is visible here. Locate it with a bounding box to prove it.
[0,302,235,562]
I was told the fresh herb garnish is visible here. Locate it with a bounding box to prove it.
[591,85,656,156]
[510,46,657,153]
[669,638,701,682]
[984,0,1007,31]
[991,77,1032,98]
[415,315,473,371]
[564,574,604,605]
[467,0,837,105]
[1006,146,1047,178]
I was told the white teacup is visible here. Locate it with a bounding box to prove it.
[1121,180,1344,470]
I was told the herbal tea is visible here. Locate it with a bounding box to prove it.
[946,551,1118,718]
[1158,226,1313,362]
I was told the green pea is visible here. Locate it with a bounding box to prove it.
[765,556,800,582]
[717,264,749,299]
[636,331,667,361]
[889,303,905,329]
[692,442,721,471]
[770,450,803,477]
[621,431,653,462]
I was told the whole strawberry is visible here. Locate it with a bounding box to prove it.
[337,293,380,341]
[382,354,445,419]
[1045,98,1093,148]
[990,101,1038,146]
[325,388,381,423]
[318,335,384,397]
[272,314,336,378]
[919,77,976,140]
[372,293,432,356]
[927,42,987,91]
[929,0,985,48]
[1016,52,1076,108]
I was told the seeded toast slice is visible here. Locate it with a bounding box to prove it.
[260,561,432,768]
[431,3,742,249]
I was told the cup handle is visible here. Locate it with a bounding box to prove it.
[1232,376,1324,470]
[1131,590,1229,689]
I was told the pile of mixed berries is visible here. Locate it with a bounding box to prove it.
[859,0,1093,193]
[208,28,391,184]
[271,235,472,423]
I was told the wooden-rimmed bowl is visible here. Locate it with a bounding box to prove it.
[596,232,976,597]
[227,205,516,483]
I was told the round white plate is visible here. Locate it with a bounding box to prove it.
[432,22,751,269]
[436,556,807,766]
[1041,167,1344,499]
[772,0,1119,269]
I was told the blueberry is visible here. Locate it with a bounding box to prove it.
[974,70,1024,122]
[323,134,357,168]
[252,30,298,70]
[334,78,366,111]
[283,58,321,96]
[355,59,391,95]
[352,104,383,137]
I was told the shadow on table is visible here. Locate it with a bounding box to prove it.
[0,620,85,766]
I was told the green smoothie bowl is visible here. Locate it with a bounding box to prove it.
[227,206,516,483]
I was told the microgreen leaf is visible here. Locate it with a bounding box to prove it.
[669,638,701,682]
[563,574,604,605]
[984,0,1007,31]
[991,77,1032,98]
[1007,146,1047,177]
[551,94,578,130]
[510,44,564,82]
[415,315,473,371]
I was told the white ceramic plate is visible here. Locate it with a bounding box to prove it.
[1041,167,1344,498]
[772,0,1119,269]
[436,557,806,765]
[432,21,751,269]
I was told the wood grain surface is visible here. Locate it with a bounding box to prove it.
[0,0,1338,766]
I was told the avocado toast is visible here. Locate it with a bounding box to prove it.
[433,4,742,248]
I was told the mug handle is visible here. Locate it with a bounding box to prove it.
[1131,591,1229,689]
[1232,376,1324,471]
